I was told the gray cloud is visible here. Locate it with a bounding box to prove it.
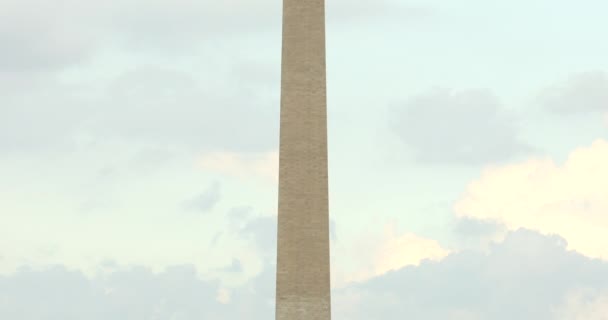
[3,230,608,319]
[453,217,503,237]
[0,0,100,72]
[0,0,426,73]
[1,0,275,71]
[0,66,279,154]
[106,0,418,51]
[0,264,252,319]
[239,215,277,260]
[228,266,276,318]
[182,181,221,213]
[102,0,280,52]
[0,81,93,154]
[227,206,254,221]
[390,88,532,164]
[335,229,608,320]
[217,258,244,274]
[127,147,175,172]
[540,71,608,114]
[209,232,223,247]
[330,219,338,242]
[0,0,432,155]
[226,206,255,231]
[453,217,506,249]
[91,66,279,152]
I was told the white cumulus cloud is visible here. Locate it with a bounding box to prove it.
[455,139,608,259]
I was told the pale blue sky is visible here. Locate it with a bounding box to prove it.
[1,0,608,318]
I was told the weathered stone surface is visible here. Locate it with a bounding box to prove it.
[276,0,331,319]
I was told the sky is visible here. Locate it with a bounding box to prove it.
[1,0,608,318]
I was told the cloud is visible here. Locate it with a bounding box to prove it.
[222,218,441,291]
[454,217,505,238]
[0,66,279,154]
[91,67,279,152]
[239,215,277,261]
[102,0,281,51]
[218,259,243,273]
[330,219,338,241]
[335,229,608,320]
[200,150,279,183]
[0,0,432,154]
[455,139,608,259]
[540,71,608,114]
[453,217,507,250]
[5,230,608,319]
[336,223,449,287]
[0,0,426,73]
[0,81,94,153]
[182,181,221,213]
[390,88,532,165]
[554,289,608,320]
[0,0,279,71]
[0,263,272,319]
[103,0,421,51]
[0,0,101,72]
[227,206,254,222]
[370,224,448,278]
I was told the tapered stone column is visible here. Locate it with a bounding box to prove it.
[275,0,331,319]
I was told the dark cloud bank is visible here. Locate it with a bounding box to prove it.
[2,229,608,319]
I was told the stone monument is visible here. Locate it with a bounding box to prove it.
[275,0,331,319]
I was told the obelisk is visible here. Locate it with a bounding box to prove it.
[275,0,331,319]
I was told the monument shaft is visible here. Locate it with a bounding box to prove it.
[276,0,331,319]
